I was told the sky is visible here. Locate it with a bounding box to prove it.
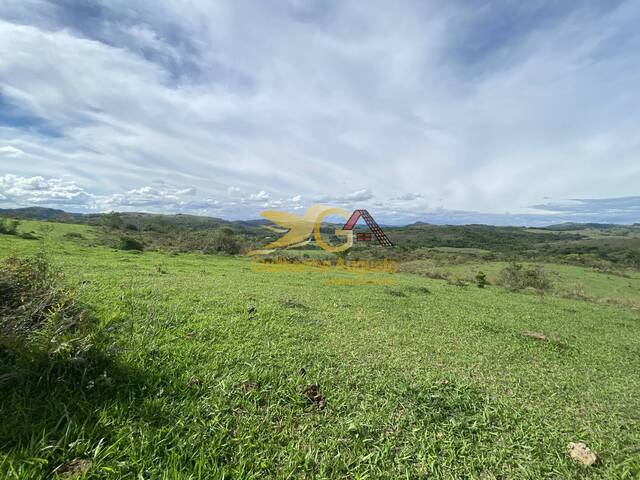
[0,0,639,226]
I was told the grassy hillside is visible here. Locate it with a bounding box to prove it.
[1,221,639,478]
[3,207,640,271]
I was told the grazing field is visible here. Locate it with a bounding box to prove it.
[1,221,640,479]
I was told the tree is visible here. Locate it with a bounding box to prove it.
[204,229,241,255]
[101,212,124,230]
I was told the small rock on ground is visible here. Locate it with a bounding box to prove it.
[568,442,598,466]
[56,458,92,477]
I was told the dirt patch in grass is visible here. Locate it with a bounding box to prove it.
[523,331,571,352]
[524,331,548,341]
[304,384,326,409]
[236,380,260,394]
[54,458,92,478]
[281,298,309,309]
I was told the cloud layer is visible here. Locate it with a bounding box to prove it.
[1,1,639,224]
[1,173,639,226]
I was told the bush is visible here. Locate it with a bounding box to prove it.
[204,229,242,255]
[0,218,20,235]
[498,262,551,293]
[19,232,39,240]
[475,271,488,288]
[64,232,84,239]
[101,211,124,230]
[0,255,93,366]
[447,277,469,287]
[118,236,144,251]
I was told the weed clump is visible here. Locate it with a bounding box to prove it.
[118,236,144,251]
[0,218,20,235]
[447,277,469,287]
[385,287,407,297]
[63,231,85,240]
[0,255,93,368]
[498,262,551,293]
[475,271,488,288]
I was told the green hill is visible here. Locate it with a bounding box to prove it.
[1,220,639,478]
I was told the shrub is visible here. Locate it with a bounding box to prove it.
[64,232,84,239]
[447,277,469,287]
[498,262,551,293]
[118,236,144,251]
[101,211,124,230]
[204,229,241,255]
[19,232,39,240]
[0,218,20,235]
[0,255,93,366]
[475,271,488,288]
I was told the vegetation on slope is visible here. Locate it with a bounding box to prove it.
[0,220,639,478]
[2,207,640,271]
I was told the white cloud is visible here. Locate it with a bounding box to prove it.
[1,174,638,225]
[0,146,25,157]
[0,1,639,222]
[314,189,374,204]
[249,190,270,201]
[393,193,423,201]
[0,174,92,205]
[0,174,208,212]
[94,185,198,209]
[343,189,374,202]
[227,186,242,197]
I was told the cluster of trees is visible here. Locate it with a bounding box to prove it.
[498,262,551,293]
[100,212,245,255]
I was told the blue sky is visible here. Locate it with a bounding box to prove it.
[0,0,639,225]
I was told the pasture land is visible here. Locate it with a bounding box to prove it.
[1,221,639,478]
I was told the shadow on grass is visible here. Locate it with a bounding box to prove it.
[0,346,170,477]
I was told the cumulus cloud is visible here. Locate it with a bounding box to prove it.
[0,174,92,205]
[0,174,207,212]
[248,190,270,201]
[1,174,638,225]
[0,174,297,219]
[94,185,198,209]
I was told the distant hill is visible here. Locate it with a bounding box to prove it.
[545,222,622,231]
[2,206,640,269]
[0,206,86,221]
[385,222,585,252]
[0,207,266,234]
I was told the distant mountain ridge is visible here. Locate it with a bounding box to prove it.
[0,206,86,221]
[544,222,624,231]
[2,207,639,230]
[0,207,256,231]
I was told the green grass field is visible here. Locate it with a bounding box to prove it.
[1,221,640,478]
[400,258,640,307]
